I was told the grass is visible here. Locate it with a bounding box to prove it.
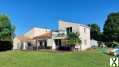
[0,48,110,67]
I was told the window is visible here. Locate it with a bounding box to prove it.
[66,27,72,33]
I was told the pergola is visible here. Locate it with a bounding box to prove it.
[33,32,52,50]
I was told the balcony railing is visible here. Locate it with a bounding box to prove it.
[52,31,67,39]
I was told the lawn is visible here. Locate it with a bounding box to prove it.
[0,49,110,67]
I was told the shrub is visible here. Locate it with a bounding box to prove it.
[57,45,74,51]
[105,41,119,48]
[0,41,13,51]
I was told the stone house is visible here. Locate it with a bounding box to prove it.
[13,20,91,51]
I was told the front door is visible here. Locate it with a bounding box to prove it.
[54,39,61,47]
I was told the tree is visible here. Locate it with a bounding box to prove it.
[0,14,15,50]
[103,12,119,42]
[0,14,15,41]
[67,32,81,46]
[88,23,101,41]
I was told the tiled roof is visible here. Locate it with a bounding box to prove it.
[33,32,52,39]
[16,36,33,42]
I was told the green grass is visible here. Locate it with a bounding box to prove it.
[0,49,110,67]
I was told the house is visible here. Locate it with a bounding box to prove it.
[58,20,91,50]
[13,20,91,51]
[13,27,51,50]
[13,35,32,50]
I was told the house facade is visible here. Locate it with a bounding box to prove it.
[13,20,91,51]
[13,28,51,50]
[58,20,91,50]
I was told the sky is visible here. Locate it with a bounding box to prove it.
[0,0,119,35]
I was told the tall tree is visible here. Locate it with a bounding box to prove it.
[103,12,119,42]
[88,23,101,41]
[0,14,15,41]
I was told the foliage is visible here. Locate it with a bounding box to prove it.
[67,32,81,45]
[104,41,119,48]
[103,12,119,42]
[0,14,15,41]
[0,41,13,51]
[0,14,15,50]
[88,23,101,41]
[112,41,119,48]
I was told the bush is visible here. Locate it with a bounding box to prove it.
[57,45,74,51]
[105,41,119,48]
[105,42,112,47]
[0,41,13,51]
